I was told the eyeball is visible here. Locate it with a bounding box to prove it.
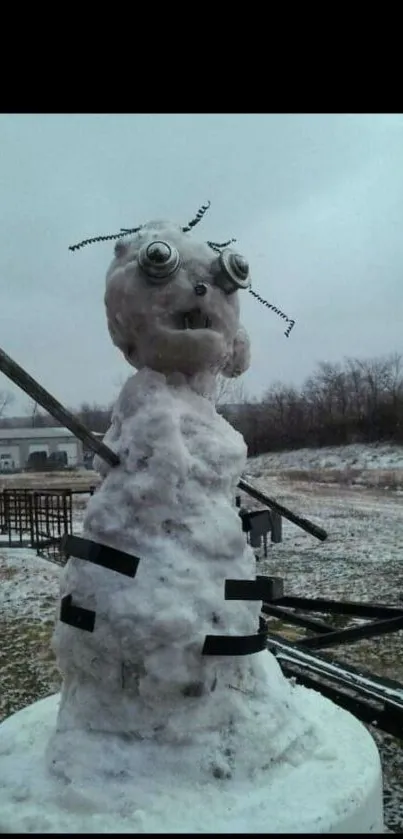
[217,249,251,294]
[138,240,180,282]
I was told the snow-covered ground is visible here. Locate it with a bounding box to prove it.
[0,444,403,830]
[241,446,403,832]
[249,441,403,472]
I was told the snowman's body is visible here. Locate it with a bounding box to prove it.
[51,366,312,782]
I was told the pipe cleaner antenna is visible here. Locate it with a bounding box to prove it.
[69,226,143,252]
[182,201,211,232]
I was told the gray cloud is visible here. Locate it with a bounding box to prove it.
[0,114,402,412]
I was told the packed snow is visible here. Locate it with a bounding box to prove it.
[249,441,403,475]
[0,548,59,622]
[0,690,383,833]
[50,370,344,792]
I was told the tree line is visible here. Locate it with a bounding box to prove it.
[220,353,403,455]
[0,398,113,434]
[1,352,402,455]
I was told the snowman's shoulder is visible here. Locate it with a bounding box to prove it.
[115,369,168,419]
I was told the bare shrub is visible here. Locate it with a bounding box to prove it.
[227,352,403,455]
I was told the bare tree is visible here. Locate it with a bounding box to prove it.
[215,376,247,406]
[241,350,403,455]
[31,402,38,427]
[75,402,113,434]
[0,390,14,419]
[20,400,59,428]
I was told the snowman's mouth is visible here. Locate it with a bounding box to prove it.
[178,309,212,330]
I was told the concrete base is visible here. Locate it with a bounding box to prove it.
[0,692,384,833]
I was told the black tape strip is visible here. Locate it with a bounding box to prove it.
[248,509,269,520]
[239,509,269,533]
[62,534,140,578]
[202,632,268,656]
[225,578,274,600]
[60,594,96,633]
[226,576,284,601]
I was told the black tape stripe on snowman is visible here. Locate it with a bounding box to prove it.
[59,535,270,652]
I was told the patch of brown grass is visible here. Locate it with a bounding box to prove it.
[0,566,19,580]
[0,616,61,723]
[0,470,100,492]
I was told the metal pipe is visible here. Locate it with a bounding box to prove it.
[0,347,118,467]
[0,346,327,541]
[238,477,327,541]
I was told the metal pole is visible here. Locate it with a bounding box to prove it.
[238,477,327,541]
[0,347,118,467]
[0,346,327,541]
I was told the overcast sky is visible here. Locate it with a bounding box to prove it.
[0,113,402,415]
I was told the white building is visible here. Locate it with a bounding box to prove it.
[0,427,84,471]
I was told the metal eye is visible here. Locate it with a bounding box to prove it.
[216,249,251,294]
[138,240,180,282]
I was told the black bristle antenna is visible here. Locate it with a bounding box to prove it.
[207,238,237,252]
[182,201,211,232]
[68,209,296,338]
[249,288,295,338]
[69,226,142,252]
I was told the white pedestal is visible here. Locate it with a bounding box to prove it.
[0,691,384,833]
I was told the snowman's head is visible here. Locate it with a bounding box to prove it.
[104,220,251,378]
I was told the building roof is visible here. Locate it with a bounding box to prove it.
[0,427,77,441]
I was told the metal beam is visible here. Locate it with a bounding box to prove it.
[297,614,403,650]
[0,347,118,467]
[267,633,403,739]
[261,603,334,634]
[0,345,328,541]
[276,596,403,619]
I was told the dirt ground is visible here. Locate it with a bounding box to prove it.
[0,469,100,492]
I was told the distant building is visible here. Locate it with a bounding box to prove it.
[0,427,84,471]
[82,431,104,469]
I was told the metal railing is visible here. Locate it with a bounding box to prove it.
[0,487,94,564]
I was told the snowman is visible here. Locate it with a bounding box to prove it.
[49,212,303,772]
[36,209,383,832]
